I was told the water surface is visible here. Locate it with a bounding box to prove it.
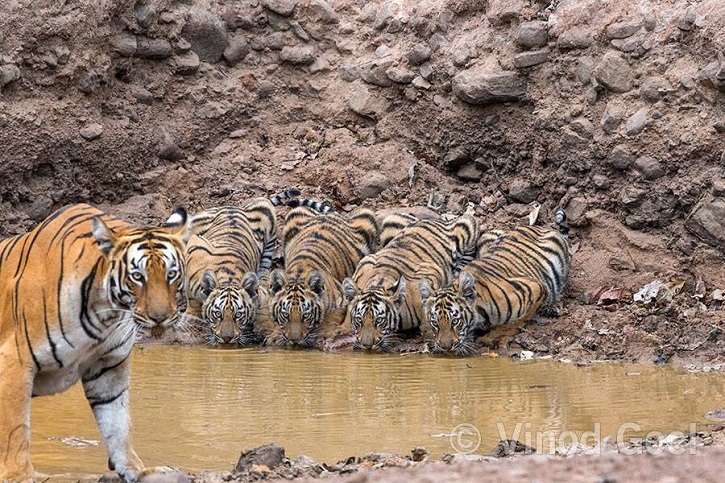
[31,346,725,475]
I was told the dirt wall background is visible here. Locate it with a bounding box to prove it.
[0,0,724,367]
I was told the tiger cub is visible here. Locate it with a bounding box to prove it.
[265,206,380,348]
[185,189,308,345]
[0,204,190,483]
[419,210,572,355]
[342,213,479,351]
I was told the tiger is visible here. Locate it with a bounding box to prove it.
[0,203,191,483]
[184,189,324,346]
[341,213,479,351]
[265,206,380,348]
[419,210,572,355]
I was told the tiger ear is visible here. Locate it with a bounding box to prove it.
[270,269,286,294]
[418,279,432,303]
[241,272,259,297]
[201,270,217,297]
[307,270,324,295]
[390,276,407,305]
[458,271,477,305]
[92,217,117,256]
[164,207,192,244]
[342,278,357,302]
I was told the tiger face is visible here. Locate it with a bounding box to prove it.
[200,270,260,345]
[92,208,191,338]
[342,277,406,351]
[269,269,325,348]
[419,275,478,356]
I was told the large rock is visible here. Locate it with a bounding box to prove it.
[593,52,633,93]
[508,179,538,203]
[182,7,228,63]
[452,68,526,105]
[686,197,725,249]
[236,444,286,473]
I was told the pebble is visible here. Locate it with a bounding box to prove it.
[515,21,548,48]
[576,56,594,84]
[685,198,725,249]
[600,101,625,134]
[418,62,433,81]
[110,34,137,57]
[605,20,642,39]
[411,76,431,90]
[619,186,646,207]
[386,66,415,83]
[608,145,634,170]
[348,85,390,119]
[452,68,526,105]
[358,171,392,199]
[80,123,103,141]
[236,444,286,473]
[592,174,610,190]
[633,156,665,180]
[172,51,200,75]
[181,7,228,63]
[157,131,185,161]
[135,37,172,59]
[133,87,154,104]
[261,0,298,17]
[456,163,484,182]
[513,49,550,68]
[0,64,20,90]
[677,6,696,31]
[625,108,648,136]
[223,35,250,66]
[593,52,633,93]
[508,179,538,204]
[557,28,593,50]
[407,43,431,65]
[279,45,315,65]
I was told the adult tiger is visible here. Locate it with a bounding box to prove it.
[184,189,325,346]
[266,206,380,348]
[342,213,479,351]
[0,203,190,482]
[419,210,572,355]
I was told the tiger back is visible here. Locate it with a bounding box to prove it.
[0,203,190,482]
[184,197,279,345]
[342,213,479,351]
[420,211,572,355]
[266,206,380,348]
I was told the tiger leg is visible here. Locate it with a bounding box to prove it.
[0,343,35,482]
[82,356,145,483]
[478,280,547,349]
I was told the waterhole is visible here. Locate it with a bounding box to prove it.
[31,345,724,475]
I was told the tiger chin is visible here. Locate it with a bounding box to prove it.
[0,203,191,483]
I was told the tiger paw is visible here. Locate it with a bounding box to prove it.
[537,305,561,318]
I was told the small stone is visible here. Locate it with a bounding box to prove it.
[80,123,103,141]
[430,33,447,52]
[375,44,391,57]
[135,37,172,59]
[172,51,200,75]
[592,174,610,190]
[407,43,432,66]
[593,51,633,93]
[513,49,550,68]
[515,21,548,48]
[442,148,470,170]
[358,171,392,199]
[263,32,286,51]
[686,198,725,249]
[453,68,526,105]
[677,6,696,31]
[359,60,394,87]
[557,29,593,50]
[569,117,594,138]
[339,63,359,82]
[289,20,310,41]
[416,63,432,81]
[133,87,154,104]
[452,47,474,67]
[223,35,250,66]
[576,56,594,84]
[643,13,657,31]
[625,108,648,136]
[309,57,331,74]
[386,66,415,83]
[110,34,137,57]
[174,38,192,53]
[299,0,338,24]
[373,3,395,30]
[456,163,484,182]
[608,145,634,170]
[182,7,228,63]
[605,20,642,39]
[0,64,21,89]
[158,130,185,161]
[619,186,646,207]
[633,156,664,180]
[640,76,670,102]
[411,76,431,90]
[601,101,626,134]
[712,179,725,197]
[698,58,725,93]
[508,179,538,203]
[261,0,298,17]
[348,85,390,119]
[279,45,315,65]
[236,444,286,473]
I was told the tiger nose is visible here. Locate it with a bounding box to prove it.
[439,338,454,351]
[148,310,171,325]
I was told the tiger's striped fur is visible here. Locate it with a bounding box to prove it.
[266,206,380,348]
[419,210,572,355]
[0,203,191,482]
[342,214,479,351]
[184,192,290,346]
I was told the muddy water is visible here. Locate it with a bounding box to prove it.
[31,346,724,476]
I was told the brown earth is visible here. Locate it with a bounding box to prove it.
[1,0,724,480]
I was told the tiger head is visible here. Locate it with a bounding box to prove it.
[92,208,191,338]
[198,270,260,345]
[342,276,406,351]
[419,273,478,356]
[268,269,325,348]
